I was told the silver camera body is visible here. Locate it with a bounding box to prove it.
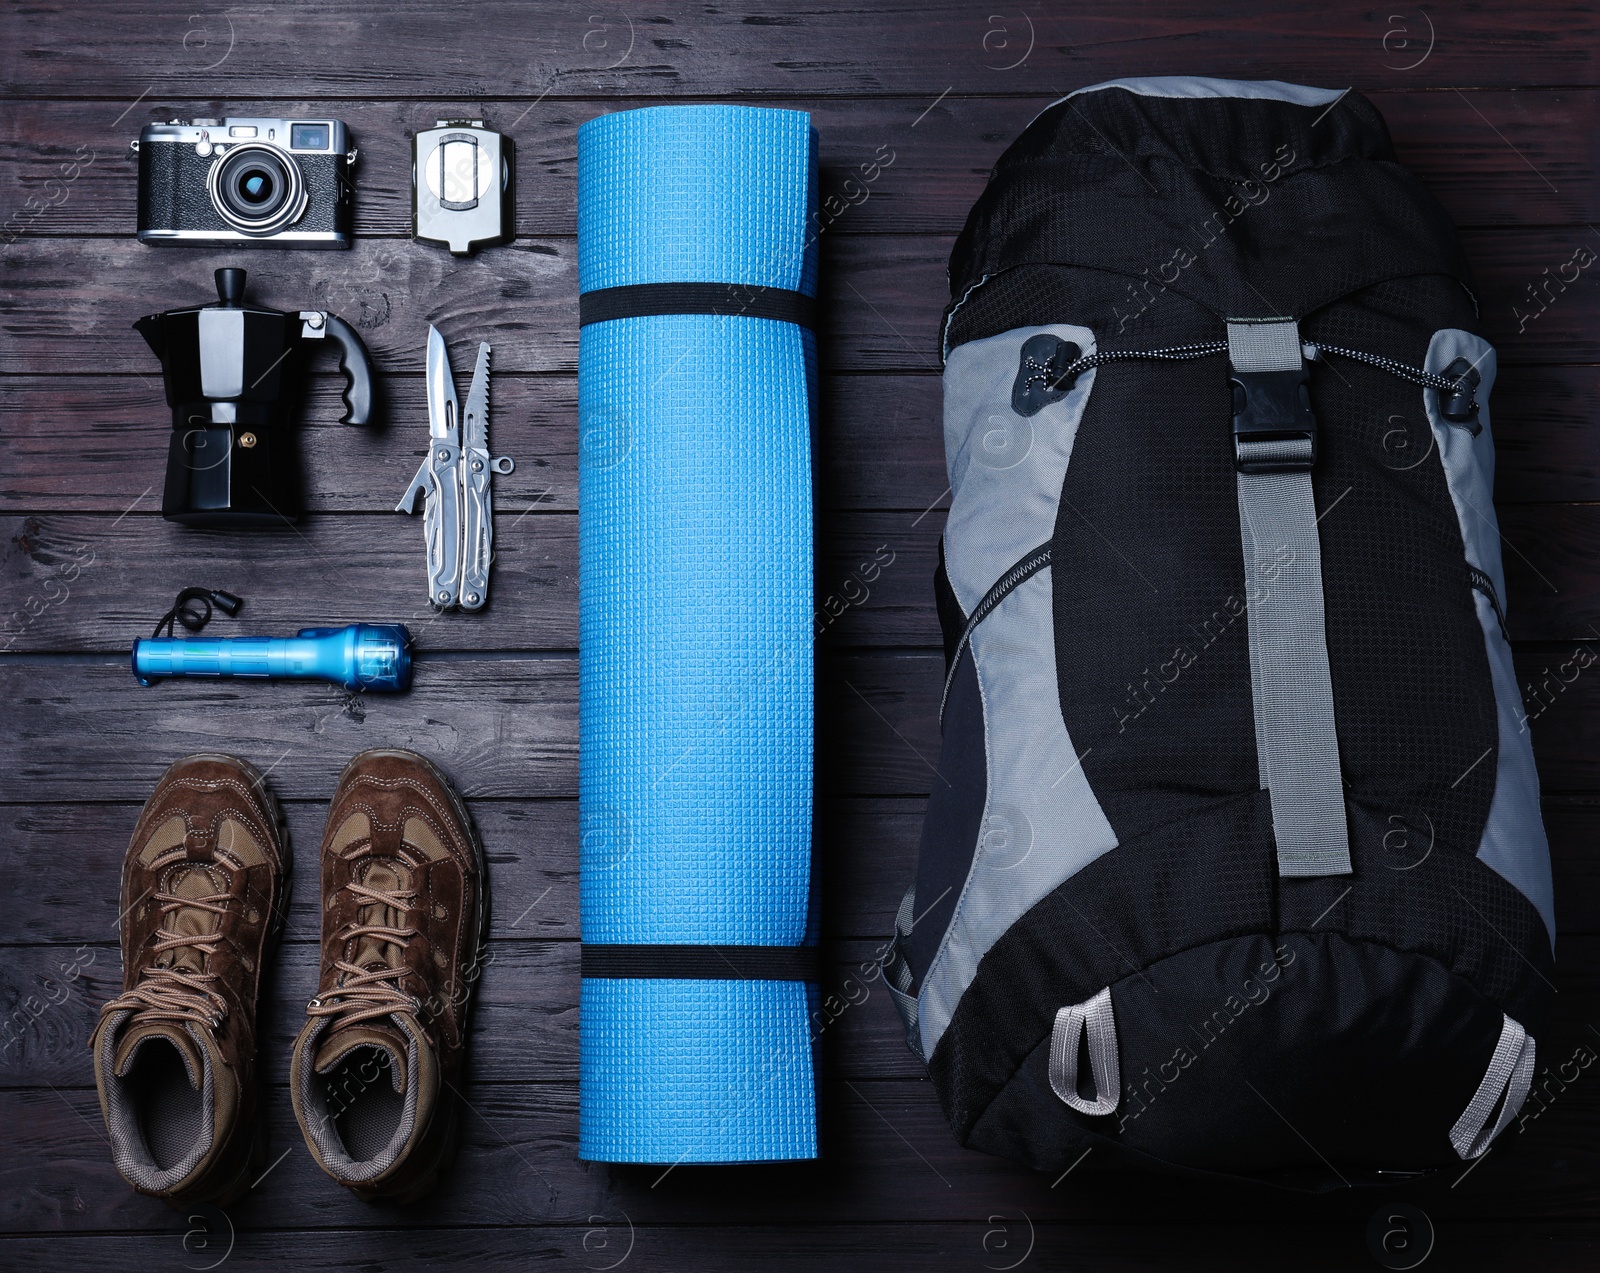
[134,117,357,248]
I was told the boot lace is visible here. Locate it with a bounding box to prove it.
[307,876,421,1031]
[106,885,233,1029]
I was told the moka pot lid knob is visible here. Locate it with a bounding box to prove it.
[215,267,247,307]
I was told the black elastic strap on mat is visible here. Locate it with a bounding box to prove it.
[582,943,821,981]
[579,282,818,329]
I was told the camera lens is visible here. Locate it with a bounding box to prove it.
[218,149,289,218]
[238,168,274,204]
[207,143,307,236]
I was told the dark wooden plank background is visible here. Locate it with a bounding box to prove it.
[2,2,1598,1270]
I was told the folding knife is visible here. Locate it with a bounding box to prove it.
[396,325,512,611]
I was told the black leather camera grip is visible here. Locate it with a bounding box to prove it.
[322,315,377,425]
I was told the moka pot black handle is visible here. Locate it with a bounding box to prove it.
[320,313,377,426]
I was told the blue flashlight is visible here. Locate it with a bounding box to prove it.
[132,624,413,692]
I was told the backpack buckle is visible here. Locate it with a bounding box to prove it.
[1231,364,1317,474]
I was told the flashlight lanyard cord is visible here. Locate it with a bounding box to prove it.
[151,587,246,639]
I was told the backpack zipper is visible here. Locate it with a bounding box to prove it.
[939,540,1052,723]
[1469,566,1509,641]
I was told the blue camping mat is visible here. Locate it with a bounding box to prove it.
[576,103,820,1164]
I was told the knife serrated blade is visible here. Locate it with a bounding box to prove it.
[459,342,494,610]
[463,342,490,451]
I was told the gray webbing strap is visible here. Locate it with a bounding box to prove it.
[1227,318,1301,374]
[1230,319,1353,878]
[1450,1014,1536,1160]
[882,886,924,1060]
[1047,987,1120,1116]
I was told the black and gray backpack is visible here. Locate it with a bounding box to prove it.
[883,77,1556,1189]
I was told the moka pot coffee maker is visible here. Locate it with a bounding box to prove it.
[135,267,377,526]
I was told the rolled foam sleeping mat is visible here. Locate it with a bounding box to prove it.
[576,104,820,1163]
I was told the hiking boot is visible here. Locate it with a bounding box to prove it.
[89,754,289,1206]
[289,749,487,1202]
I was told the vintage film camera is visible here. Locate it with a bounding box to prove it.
[133,117,356,247]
